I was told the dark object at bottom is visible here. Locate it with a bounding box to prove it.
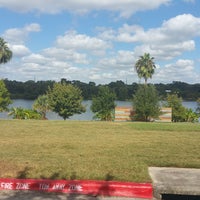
[162,194,200,200]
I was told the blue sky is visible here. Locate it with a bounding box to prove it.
[0,0,200,84]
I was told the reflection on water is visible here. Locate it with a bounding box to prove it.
[0,99,198,121]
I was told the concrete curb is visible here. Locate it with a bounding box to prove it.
[0,178,152,199]
[149,167,200,200]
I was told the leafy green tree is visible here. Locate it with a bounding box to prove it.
[108,81,128,101]
[47,82,85,120]
[33,95,50,119]
[91,86,116,121]
[0,38,12,64]
[135,53,156,84]
[165,93,187,122]
[133,84,160,122]
[0,80,12,112]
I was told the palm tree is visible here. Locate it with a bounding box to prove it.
[33,95,50,119]
[135,53,156,84]
[0,37,12,64]
[8,107,29,119]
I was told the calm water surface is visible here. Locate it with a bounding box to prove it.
[0,99,198,121]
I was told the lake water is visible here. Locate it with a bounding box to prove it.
[0,99,199,121]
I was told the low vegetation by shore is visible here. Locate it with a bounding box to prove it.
[0,120,199,182]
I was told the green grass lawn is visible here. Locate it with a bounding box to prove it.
[0,120,199,182]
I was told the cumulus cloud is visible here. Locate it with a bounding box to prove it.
[1,8,199,84]
[114,14,200,60]
[2,23,41,59]
[9,45,30,57]
[3,23,41,44]
[97,28,116,41]
[162,14,200,40]
[56,31,111,51]
[134,40,195,60]
[42,48,88,64]
[0,0,170,17]
[22,53,52,65]
[98,51,135,69]
[155,59,199,83]
[117,14,200,44]
[55,31,111,56]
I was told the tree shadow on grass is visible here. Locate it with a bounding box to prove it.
[17,166,31,179]
[17,167,75,180]
[97,172,115,197]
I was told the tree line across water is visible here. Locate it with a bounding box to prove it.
[3,78,200,101]
[1,38,200,122]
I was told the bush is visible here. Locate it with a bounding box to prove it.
[133,84,160,122]
[185,108,199,123]
[165,94,199,122]
[9,107,42,119]
[91,86,116,121]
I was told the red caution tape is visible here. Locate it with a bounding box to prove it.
[0,178,152,198]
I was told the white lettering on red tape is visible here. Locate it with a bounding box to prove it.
[0,179,152,198]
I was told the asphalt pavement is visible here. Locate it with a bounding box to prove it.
[0,190,151,200]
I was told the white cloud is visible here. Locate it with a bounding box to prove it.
[155,59,200,83]
[10,45,30,57]
[89,74,101,81]
[0,0,170,17]
[117,14,200,44]
[56,31,111,54]
[3,23,41,44]
[22,53,52,65]
[42,48,88,64]
[134,40,195,60]
[98,50,135,69]
[162,14,200,40]
[2,23,41,59]
[97,28,116,41]
[115,14,200,60]
[1,9,199,84]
